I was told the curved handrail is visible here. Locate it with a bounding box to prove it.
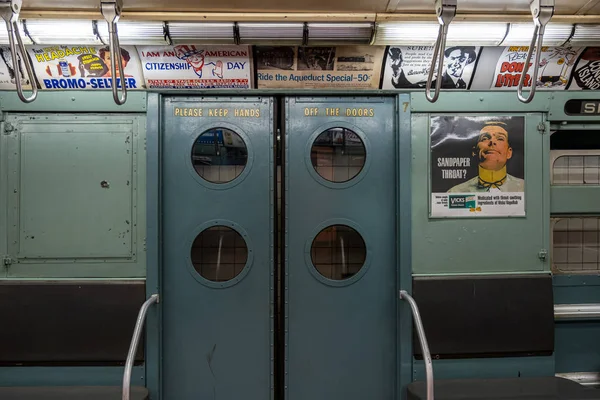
[400,290,434,400]
[101,0,128,105]
[123,293,159,400]
[425,0,456,103]
[0,0,37,103]
[517,0,554,104]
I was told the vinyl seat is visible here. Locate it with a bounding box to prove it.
[407,377,600,400]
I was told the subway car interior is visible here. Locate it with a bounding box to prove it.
[1,0,600,399]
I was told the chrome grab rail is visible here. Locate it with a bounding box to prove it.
[0,0,38,103]
[123,293,159,400]
[400,290,434,400]
[554,304,600,320]
[517,0,554,104]
[101,0,128,106]
[425,0,456,103]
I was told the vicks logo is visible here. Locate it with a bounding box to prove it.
[448,195,476,209]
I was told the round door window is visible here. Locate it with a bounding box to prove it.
[310,127,366,183]
[191,226,248,282]
[310,225,367,280]
[191,128,248,184]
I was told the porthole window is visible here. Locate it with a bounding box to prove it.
[191,128,248,184]
[310,225,366,280]
[191,226,248,282]
[310,128,366,183]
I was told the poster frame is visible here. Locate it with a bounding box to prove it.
[427,112,529,219]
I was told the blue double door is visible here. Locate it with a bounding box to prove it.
[159,95,399,400]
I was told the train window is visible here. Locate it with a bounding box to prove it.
[191,226,248,282]
[552,217,600,274]
[191,128,247,183]
[551,151,600,185]
[310,127,366,183]
[310,225,366,280]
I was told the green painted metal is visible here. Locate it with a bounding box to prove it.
[550,186,600,214]
[0,366,144,386]
[547,91,600,122]
[159,95,274,400]
[286,96,399,400]
[411,112,548,275]
[397,93,413,400]
[145,92,161,400]
[1,113,146,278]
[0,91,147,113]
[410,92,552,113]
[413,356,555,381]
[0,113,7,277]
[553,275,600,374]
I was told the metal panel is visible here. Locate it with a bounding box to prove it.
[0,91,147,113]
[551,186,600,214]
[397,93,413,400]
[159,96,273,400]
[3,113,146,278]
[145,92,161,400]
[0,366,144,387]
[412,112,547,275]
[286,96,398,400]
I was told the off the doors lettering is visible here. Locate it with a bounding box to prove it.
[174,107,260,117]
[303,107,375,117]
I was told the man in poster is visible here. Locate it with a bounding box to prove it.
[448,121,524,193]
[431,46,476,89]
[388,47,417,88]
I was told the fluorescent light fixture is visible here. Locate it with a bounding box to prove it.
[374,22,507,46]
[0,21,32,45]
[307,23,373,45]
[24,19,100,45]
[238,22,304,44]
[501,23,573,46]
[169,22,235,44]
[568,24,600,46]
[98,21,167,45]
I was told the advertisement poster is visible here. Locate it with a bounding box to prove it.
[0,46,33,90]
[27,45,144,90]
[430,116,526,217]
[138,45,253,89]
[255,46,384,89]
[382,46,481,89]
[492,46,583,90]
[568,47,600,90]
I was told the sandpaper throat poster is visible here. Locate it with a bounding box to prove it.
[430,115,526,217]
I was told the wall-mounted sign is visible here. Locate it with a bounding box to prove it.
[0,46,33,90]
[492,46,583,90]
[255,46,384,89]
[137,45,253,89]
[568,47,600,90]
[27,45,144,90]
[564,99,600,115]
[430,115,526,217]
[382,46,481,90]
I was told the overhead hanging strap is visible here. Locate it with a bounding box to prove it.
[425,0,456,103]
[517,0,554,104]
[0,0,37,103]
[101,0,127,105]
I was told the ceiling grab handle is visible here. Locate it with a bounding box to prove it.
[517,0,554,104]
[101,0,127,106]
[425,0,456,103]
[0,0,37,103]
